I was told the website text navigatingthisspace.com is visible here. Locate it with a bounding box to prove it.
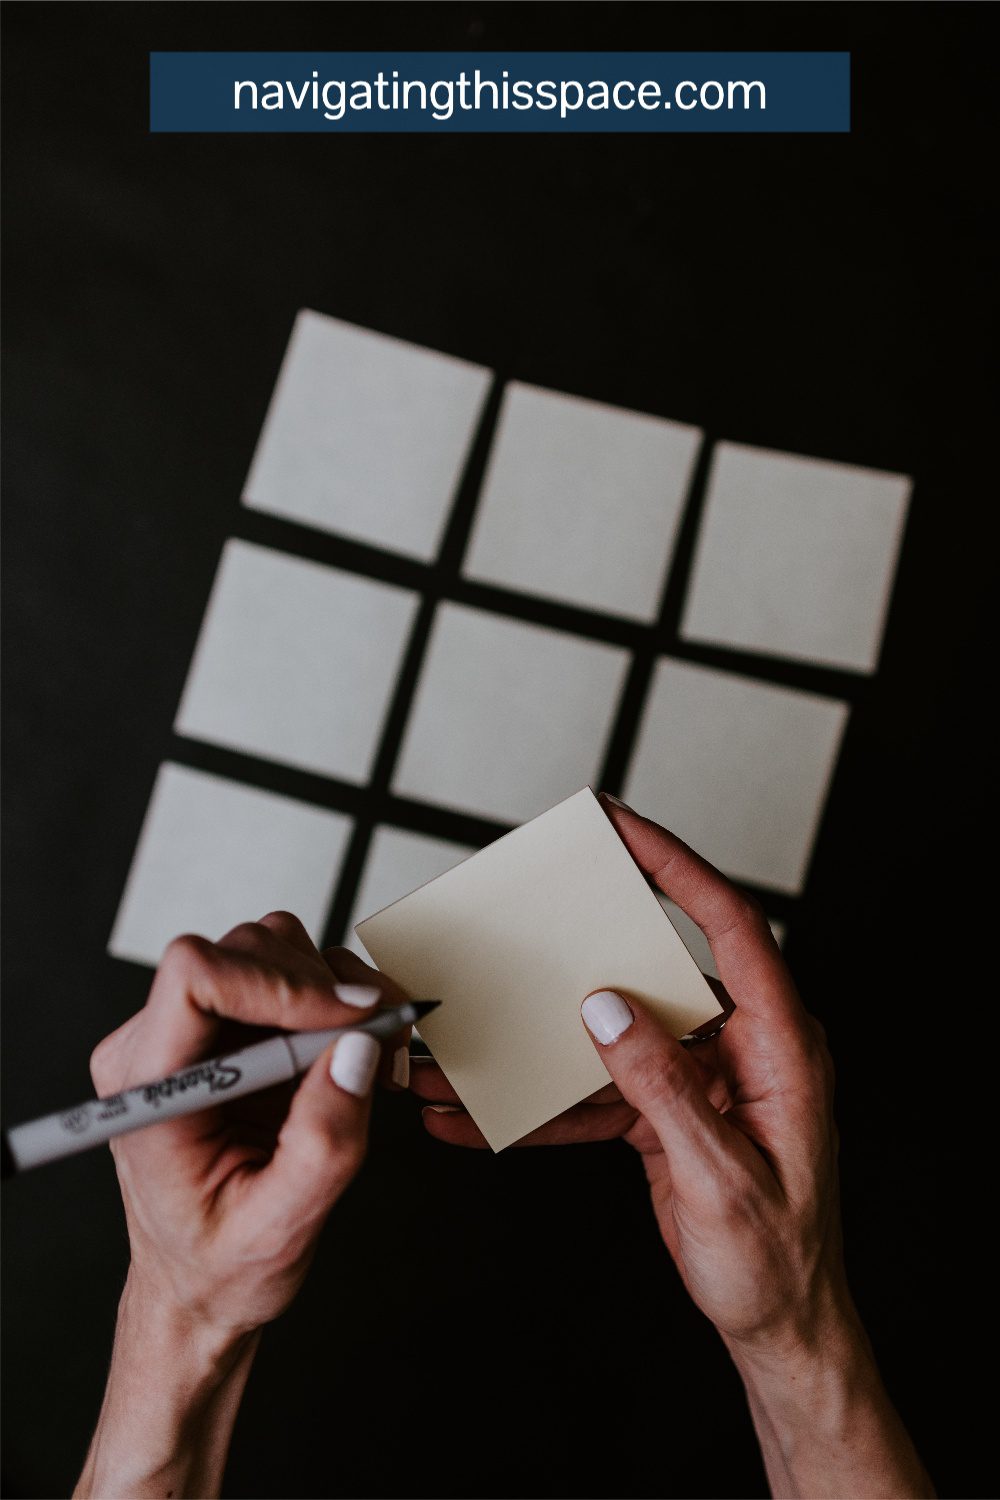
[233,68,767,123]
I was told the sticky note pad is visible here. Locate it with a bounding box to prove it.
[623,659,849,896]
[356,788,722,1151]
[681,442,912,673]
[243,309,492,561]
[391,603,630,824]
[174,540,419,783]
[110,763,352,967]
[463,381,701,622]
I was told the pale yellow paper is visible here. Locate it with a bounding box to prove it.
[356,788,722,1151]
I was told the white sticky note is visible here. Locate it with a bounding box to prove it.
[463,382,701,622]
[391,603,630,825]
[657,895,785,981]
[243,309,492,561]
[345,825,477,957]
[681,442,912,673]
[109,763,351,967]
[175,540,419,783]
[357,788,721,1151]
[623,659,849,896]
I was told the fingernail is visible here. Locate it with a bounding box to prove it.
[334,983,381,1009]
[330,1032,380,1096]
[391,1045,410,1089]
[601,792,634,813]
[424,1104,462,1114]
[582,990,634,1045]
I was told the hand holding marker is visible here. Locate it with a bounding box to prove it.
[3,999,437,1176]
[49,914,442,1498]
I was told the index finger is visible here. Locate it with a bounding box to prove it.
[599,794,805,1028]
[134,934,385,1079]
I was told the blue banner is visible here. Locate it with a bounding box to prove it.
[149,52,850,134]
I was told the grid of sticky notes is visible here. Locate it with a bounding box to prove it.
[109,307,912,969]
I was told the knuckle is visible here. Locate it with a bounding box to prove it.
[740,889,766,922]
[737,892,772,942]
[292,1130,336,1178]
[713,888,771,949]
[222,920,269,952]
[628,1043,689,1106]
[259,910,306,941]
[89,1037,116,1092]
[266,968,306,1015]
[89,1013,144,1093]
[298,1126,366,1186]
[160,932,213,979]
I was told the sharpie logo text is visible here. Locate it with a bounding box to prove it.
[141,1061,242,1107]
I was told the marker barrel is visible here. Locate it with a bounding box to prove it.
[6,1036,303,1172]
[5,1004,420,1174]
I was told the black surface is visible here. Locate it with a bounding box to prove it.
[1,5,994,1497]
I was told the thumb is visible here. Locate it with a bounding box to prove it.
[581,990,734,1184]
[258,1030,380,1221]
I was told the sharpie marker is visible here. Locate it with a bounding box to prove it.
[2,1000,439,1178]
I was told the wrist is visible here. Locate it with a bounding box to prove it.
[725,1294,933,1498]
[724,1272,868,1393]
[728,1296,876,1432]
[117,1266,256,1385]
[75,1269,260,1499]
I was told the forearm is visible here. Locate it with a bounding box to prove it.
[76,1270,261,1499]
[728,1309,933,1500]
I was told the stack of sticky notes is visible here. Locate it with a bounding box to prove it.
[356,788,721,1150]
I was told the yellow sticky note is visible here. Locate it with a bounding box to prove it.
[356,788,721,1151]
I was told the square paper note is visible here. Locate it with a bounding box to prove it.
[391,603,630,824]
[356,788,721,1151]
[243,309,492,561]
[681,442,912,673]
[624,658,849,896]
[175,540,419,783]
[110,763,352,966]
[463,382,702,622]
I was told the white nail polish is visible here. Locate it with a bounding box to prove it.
[601,793,634,813]
[391,1045,410,1089]
[334,983,381,1009]
[425,1104,462,1114]
[330,1032,380,1096]
[582,990,634,1045]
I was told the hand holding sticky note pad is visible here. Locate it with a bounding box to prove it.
[356,789,722,1150]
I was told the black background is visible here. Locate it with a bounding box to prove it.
[1,5,993,1497]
